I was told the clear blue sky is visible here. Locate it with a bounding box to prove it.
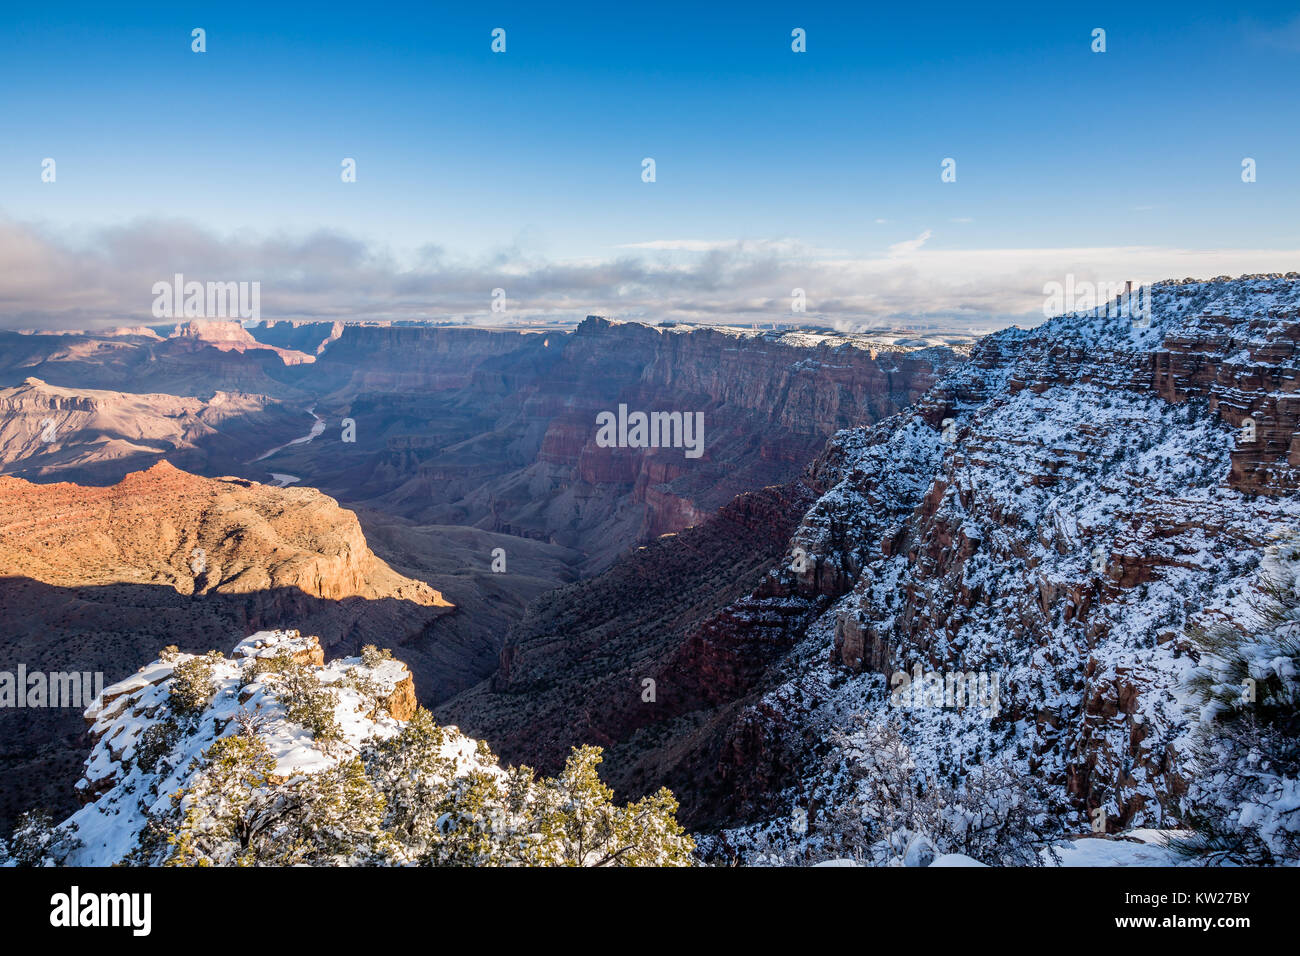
[3,1,1298,255]
[0,2,1297,330]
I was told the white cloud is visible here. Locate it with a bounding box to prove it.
[887,230,933,257]
[0,216,1295,333]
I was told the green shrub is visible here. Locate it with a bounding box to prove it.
[169,653,220,715]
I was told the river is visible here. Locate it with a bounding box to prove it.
[251,404,326,485]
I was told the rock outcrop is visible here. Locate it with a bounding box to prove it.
[61,629,455,864]
[0,463,452,833]
[166,319,316,366]
[248,319,344,356]
[0,461,450,607]
[0,377,310,485]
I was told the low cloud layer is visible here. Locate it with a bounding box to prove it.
[1,216,1296,333]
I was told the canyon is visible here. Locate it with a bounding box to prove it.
[0,317,962,569]
[261,316,963,569]
[0,316,956,835]
[0,376,307,485]
[440,275,1300,844]
[6,275,1296,856]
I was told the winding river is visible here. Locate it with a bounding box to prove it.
[251,404,325,485]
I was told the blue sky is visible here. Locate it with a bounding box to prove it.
[1,1,1298,329]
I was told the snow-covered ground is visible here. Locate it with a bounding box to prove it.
[709,275,1300,866]
[57,630,488,866]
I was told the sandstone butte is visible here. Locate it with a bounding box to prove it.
[166,318,317,365]
[0,460,452,607]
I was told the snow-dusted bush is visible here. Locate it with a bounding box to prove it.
[168,651,220,715]
[8,630,694,867]
[820,717,1055,866]
[1179,536,1300,864]
[0,810,82,867]
[277,661,343,745]
[365,714,693,866]
[154,738,389,866]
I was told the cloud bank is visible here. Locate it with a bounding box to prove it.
[1,216,1296,333]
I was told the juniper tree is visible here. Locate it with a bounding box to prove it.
[169,652,220,715]
[363,708,463,858]
[529,746,694,866]
[158,735,390,866]
[1178,542,1300,864]
[0,809,82,867]
[820,717,1055,865]
[274,659,342,745]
